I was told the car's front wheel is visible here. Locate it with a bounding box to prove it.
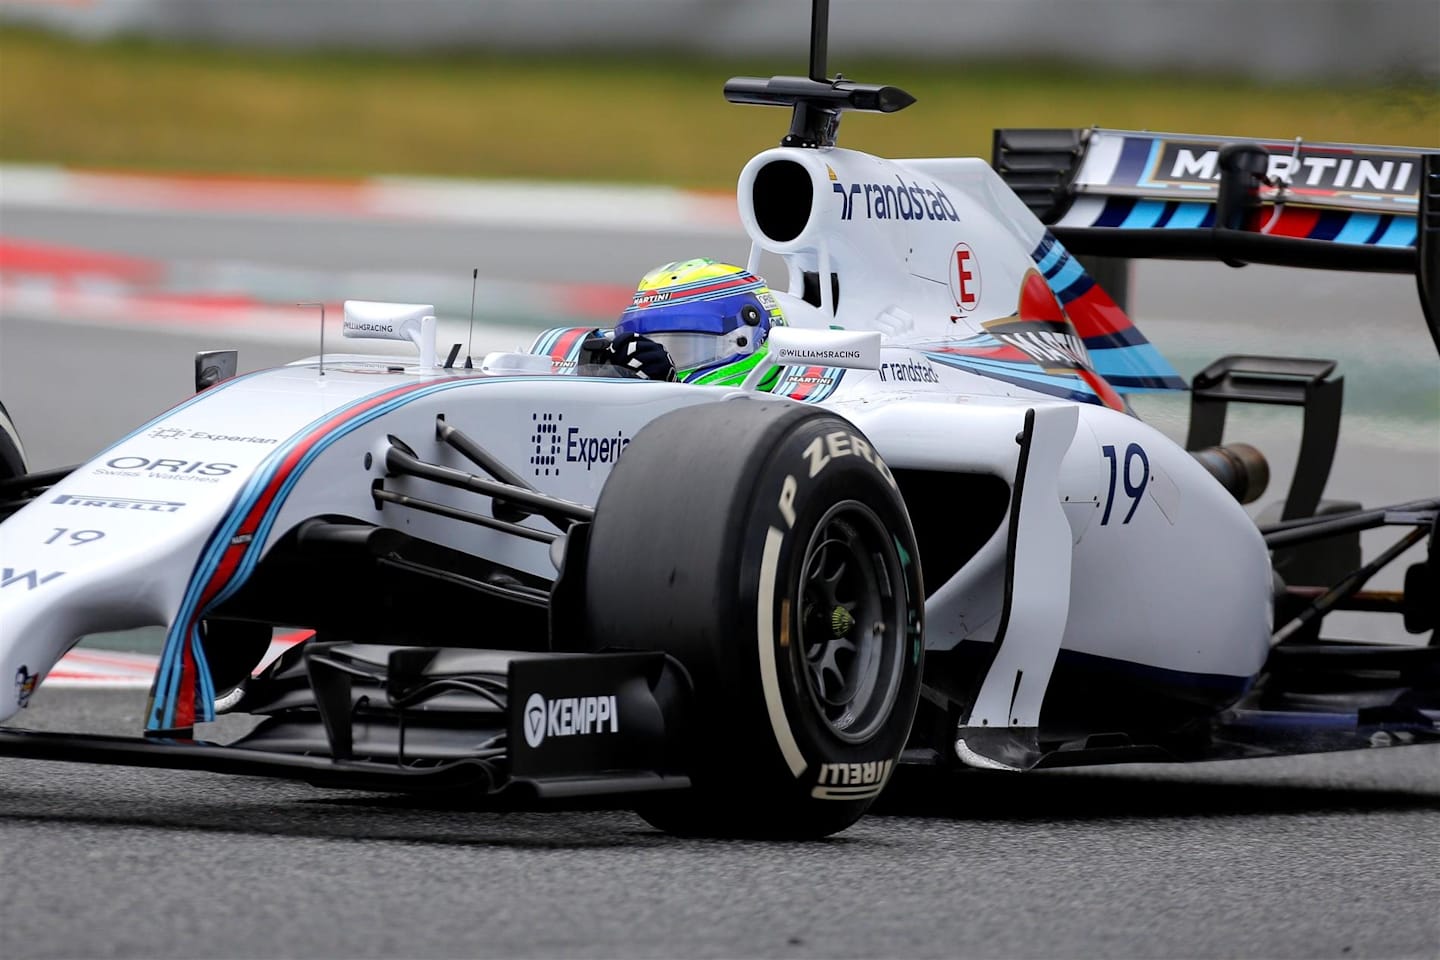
[584,398,924,838]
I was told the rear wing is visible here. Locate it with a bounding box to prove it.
[992,128,1440,354]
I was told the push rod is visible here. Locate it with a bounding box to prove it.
[384,445,594,522]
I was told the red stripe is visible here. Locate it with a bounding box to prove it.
[785,365,826,400]
[175,642,196,729]
[934,344,1034,363]
[1264,207,1322,238]
[1062,285,1134,340]
[550,326,591,362]
[172,379,462,718]
[1078,369,1126,411]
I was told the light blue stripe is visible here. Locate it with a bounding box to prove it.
[1035,240,1065,275]
[1376,217,1417,247]
[1120,200,1167,229]
[1048,256,1086,293]
[1089,342,1181,380]
[1139,138,1165,187]
[927,353,1096,394]
[151,374,557,729]
[1333,213,1380,245]
[1166,203,1209,228]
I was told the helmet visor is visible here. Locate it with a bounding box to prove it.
[649,328,757,372]
[648,332,732,371]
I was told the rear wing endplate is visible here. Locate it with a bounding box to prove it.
[992,128,1440,355]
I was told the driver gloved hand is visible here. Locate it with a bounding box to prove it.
[581,332,678,382]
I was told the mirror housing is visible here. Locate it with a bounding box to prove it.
[741,327,882,390]
[343,300,438,368]
[195,349,238,392]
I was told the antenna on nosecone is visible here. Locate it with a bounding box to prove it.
[464,268,478,369]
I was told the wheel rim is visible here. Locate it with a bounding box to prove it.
[796,500,907,743]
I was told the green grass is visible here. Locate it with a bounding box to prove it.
[1,26,1436,189]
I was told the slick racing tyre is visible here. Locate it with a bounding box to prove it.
[584,399,924,838]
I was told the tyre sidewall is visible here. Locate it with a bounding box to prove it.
[705,414,924,817]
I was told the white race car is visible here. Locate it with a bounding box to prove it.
[1,3,1435,838]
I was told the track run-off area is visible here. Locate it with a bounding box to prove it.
[1,168,1437,958]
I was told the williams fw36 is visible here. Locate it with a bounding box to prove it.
[1,4,1437,838]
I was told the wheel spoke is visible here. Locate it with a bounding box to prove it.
[795,504,906,742]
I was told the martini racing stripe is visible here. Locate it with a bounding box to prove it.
[926,352,1101,404]
[1076,197,1417,247]
[531,325,596,369]
[147,375,543,730]
[780,365,844,403]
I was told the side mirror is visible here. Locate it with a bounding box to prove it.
[343,300,438,368]
[195,349,238,392]
[740,327,882,390]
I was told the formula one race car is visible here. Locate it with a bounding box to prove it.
[1,3,1436,838]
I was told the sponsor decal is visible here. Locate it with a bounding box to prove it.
[811,759,895,800]
[14,666,38,708]
[1,568,65,590]
[345,321,397,335]
[567,426,630,471]
[816,759,893,787]
[630,290,671,308]
[782,371,837,389]
[779,430,899,529]
[984,318,1096,375]
[530,413,630,475]
[52,493,185,513]
[877,358,940,384]
[521,691,619,747]
[776,348,862,361]
[949,243,981,313]
[95,456,236,483]
[831,175,960,222]
[531,412,562,477]
[148,426,277,444]
[1154,141,1419,196]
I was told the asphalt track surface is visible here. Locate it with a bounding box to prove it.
[2,201,1439,958]
[2,690,1437,960]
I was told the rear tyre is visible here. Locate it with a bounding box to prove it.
[585,399,924,838]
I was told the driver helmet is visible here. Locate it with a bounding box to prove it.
[615,259,785,386]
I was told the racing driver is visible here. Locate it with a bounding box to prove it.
[583,258,786,388]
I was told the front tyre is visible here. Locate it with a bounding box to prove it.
[584,399,924,838]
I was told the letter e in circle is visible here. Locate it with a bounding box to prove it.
[949,243,981,312]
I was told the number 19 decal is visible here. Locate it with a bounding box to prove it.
[1101,443,1149,525]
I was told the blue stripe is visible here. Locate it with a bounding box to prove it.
[1095,198,1137,228]
[1047,255,1087,294]
[1082,327,1150,350]
[1166,202,1210,228]
[1089,342,1182,381]
[1308,211,1349,243]
[1376,216,1417,248]
[926,353,1101,402]
[1120,199,1167,229]
[149,374,562,730]
[1334,212,1380,245]
[1034,237,1064,275]
[1153,201,1180,228]
[1114,136,1155,186]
